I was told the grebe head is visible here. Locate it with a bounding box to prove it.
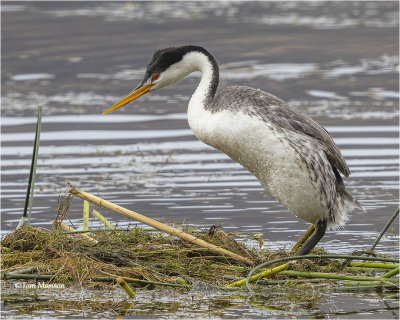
[103,46,203,114]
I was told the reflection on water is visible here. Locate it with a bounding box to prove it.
[1,282,399,319]
[1,1,399,319]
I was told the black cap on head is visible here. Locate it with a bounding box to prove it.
[144,46,214,81]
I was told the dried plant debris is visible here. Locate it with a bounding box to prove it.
[2,224,397,292]
[1,225,254,288]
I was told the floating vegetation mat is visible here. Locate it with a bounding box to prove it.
[1,191,399,299]
[1,222,398,294]
[1,223,289,289]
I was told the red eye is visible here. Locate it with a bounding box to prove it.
[152,74,159,80]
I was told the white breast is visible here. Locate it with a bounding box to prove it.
[187,104,330,224]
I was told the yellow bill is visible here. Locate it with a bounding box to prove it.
[102,83,154,114]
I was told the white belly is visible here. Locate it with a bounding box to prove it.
[188,107,329,224]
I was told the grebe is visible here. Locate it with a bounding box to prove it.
[103,45,364,255]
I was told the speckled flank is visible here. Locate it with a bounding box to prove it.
[210,86,351,178]
[206,85,362,228]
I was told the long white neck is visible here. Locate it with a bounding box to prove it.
[178,51,219,111]
[183,51,219,144]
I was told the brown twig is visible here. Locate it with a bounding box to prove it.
[68,186,254,266]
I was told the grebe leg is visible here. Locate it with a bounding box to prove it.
[295,220,327,255]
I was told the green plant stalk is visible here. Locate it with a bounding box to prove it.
[245,254,399,292]
[343,208,400,267]
[349,262,398,269]
[343,208,399,267]
[118,301,135,318]
[27,105,42,225]
[226,263,288,287]
[2,273,56,281]
[370,207,399,251]
[224,275,339,285]
[278,270,399,283]
[83,200,89,231]
[258,278,339,285]
[3,268,36,276]
[343,279,399,287]
[117,277,136,298]
[91,209,115,230]
[290,224,315,253]
[381,266,399,278]
[345,267,385,273]
[18,105,42,228]
[320,264,398,273]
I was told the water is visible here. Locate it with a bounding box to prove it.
[1,1,399,319]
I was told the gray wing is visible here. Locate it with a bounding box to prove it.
[212,86,351,178]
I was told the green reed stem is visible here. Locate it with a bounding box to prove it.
[349,262,398,269]
[227,263,288,288]
[18,105,42,228]
[3,268,36,277]
[116,277,136,298]
[91,209,115,230]
[370,207,399,251]
[83,200,89,231]
[381,267,399,278]
[278,270,398,282]
[245,254,399,292]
